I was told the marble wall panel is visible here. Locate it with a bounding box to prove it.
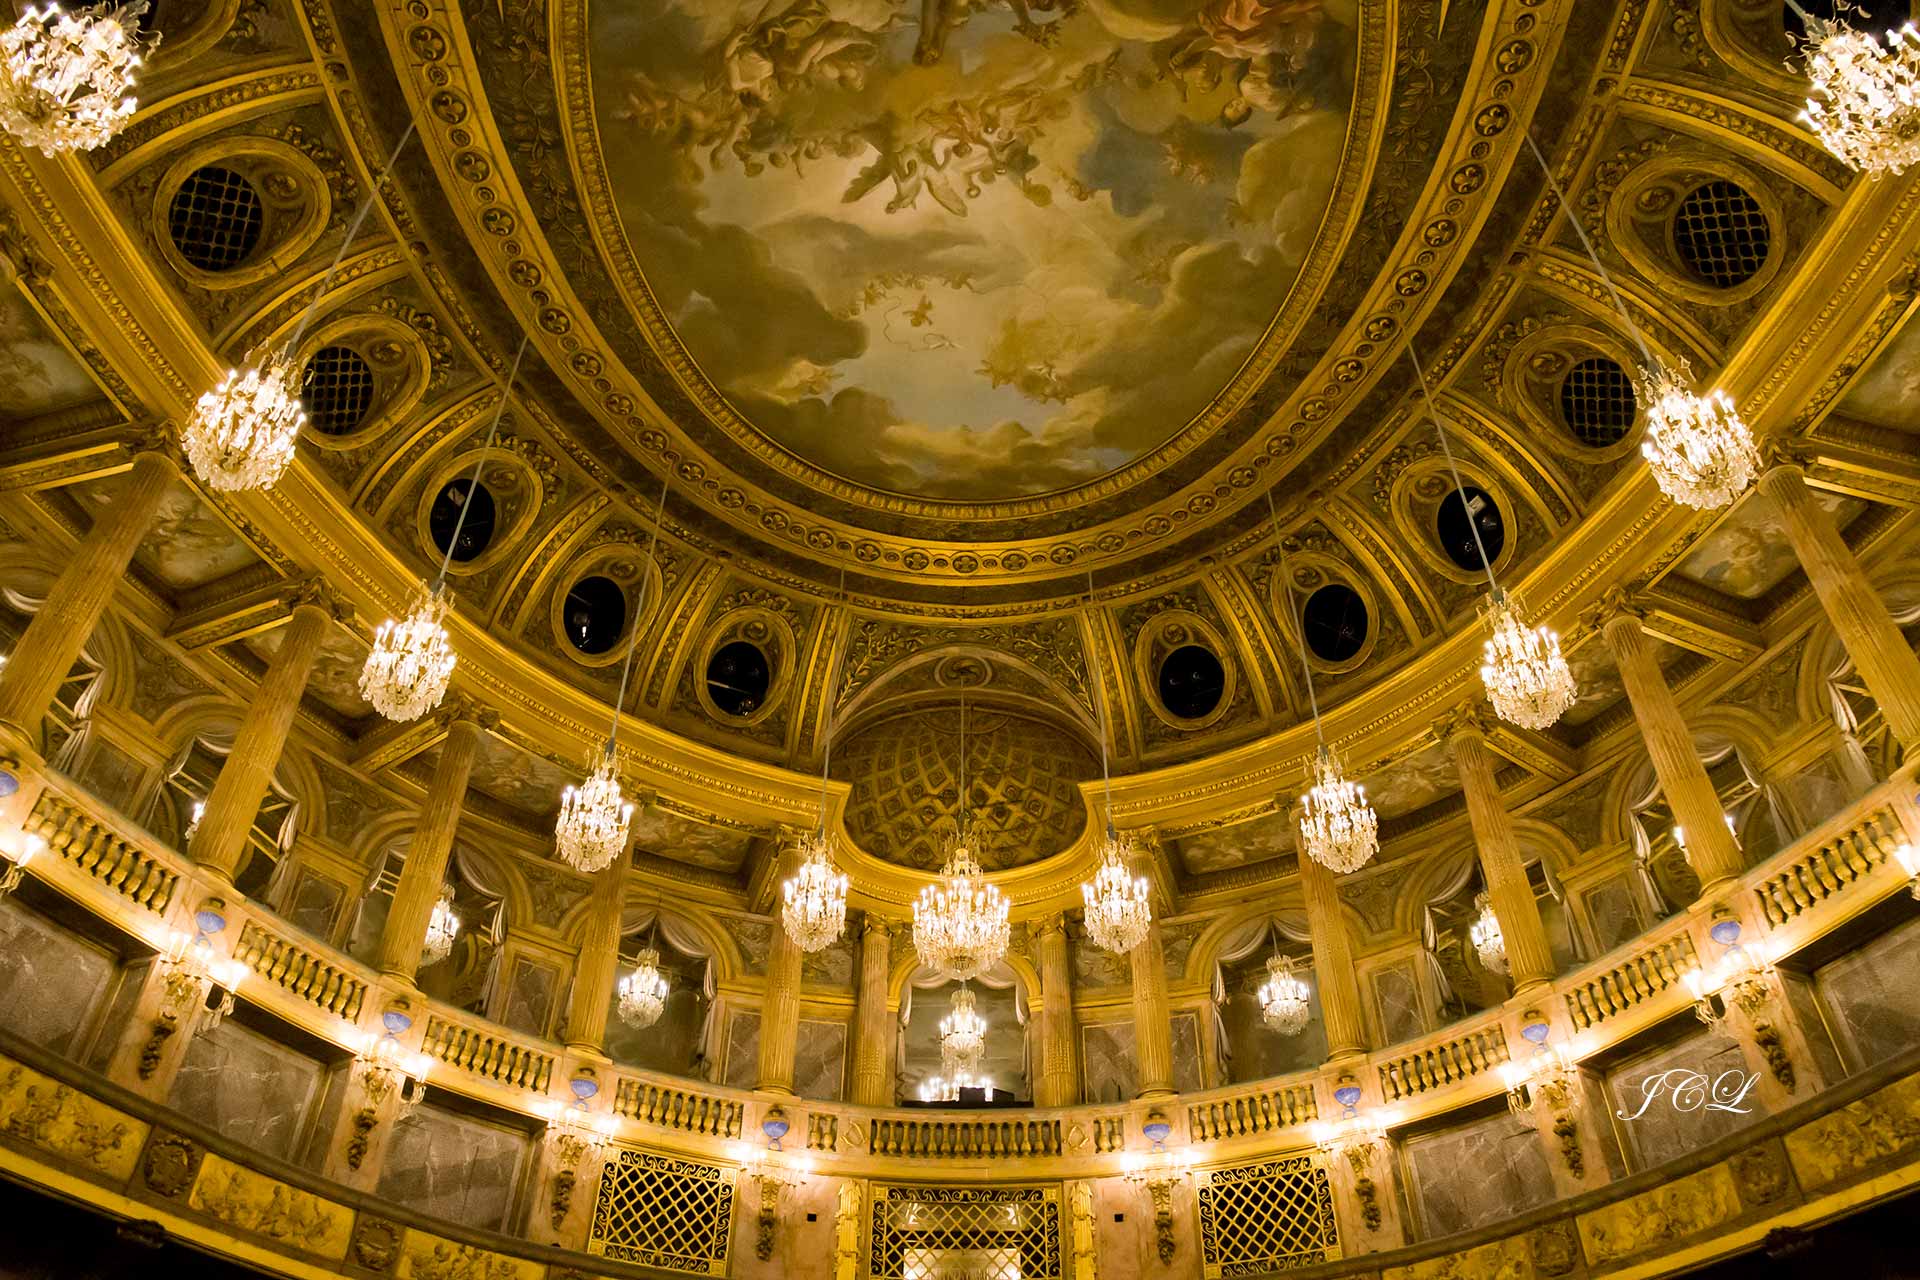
[722,1008,761,1091]
[1402,1109,1555,1238]
[167,1020,325,1164]
[793,1019,847,1101]
[1815,915,1920,1071]
[1605,1029,1759,1170]
[74,736,145,816]
[1171,1012,1203,1094]
[376,1105,531,1233]
[1081,1022,1136,1103]
[1372,960,1425,1046]
[0,901,115,1057]
[494,955,559,1039]
[1581,872,1646,957]
[285,867,346,942]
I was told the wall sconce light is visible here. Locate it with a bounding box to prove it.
[542,1072,617,1230]
[736,1110,812,1262]
[1497,1017,1581,1119]
[156,905,249,1030]
[1121,1114,1193,1264]
[1893,844,1920,899]
[0,827,41,895]
[1309,1083,1389,1232]
[352,1008,432,1110]
[1680,916,1775,1034]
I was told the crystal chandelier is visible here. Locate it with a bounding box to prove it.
[938,985,987,1073]
[1470,891,1508,976]
[1479,591,1576,731]
[0,3,152,156]
[1258,955,1311,1036]
[1637,366,1761,510]
[1297,746,1379,875]
[359,584,457,722]
[182,355,306,493]
[421,886,459,967]
[555,745,633,873]
[913,824,1011,981]
[782,828,848,953]
[1082,830,1151,954]
[618,946,670,1029]
[1793,3,1920,176]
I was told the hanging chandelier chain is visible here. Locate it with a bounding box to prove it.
[606,469,672,758]
[286,122,418,358]
[432,333,529,591]
[1521,132,1660,371]
[1406,343,1502,596]
[1087,568,1117,838]
[1266,486,1326,750]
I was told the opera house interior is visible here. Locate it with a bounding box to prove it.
[7,0,1920,1275]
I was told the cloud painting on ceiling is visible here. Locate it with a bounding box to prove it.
[591,0,1354,499]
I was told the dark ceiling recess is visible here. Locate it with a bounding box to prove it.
[1158,645,1226,719]
[1671,179,1771,289]
[1436,486,1506,572]
[427,480,495,562]
[1560,357,1637,447]
[1302,584,1369,662]
[706,641,771,717]
[302,345,377,435]
[167,165,263,271]
[564,576,627,655]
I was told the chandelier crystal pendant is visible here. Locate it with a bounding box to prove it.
[1470,891,1509,976]
[0,2,153,156]
[1258,955,1311,1036]
[1297,746,1379,875]
[1479,591,1577,731]
[938,984,987,1073]
[617,945,670,1029]
[1082,830,1151,955]
[913,821,1011,982]
[782,827,849,954]
[1791,2,1920,176]
[1637,366,1762,510]
[421,886,459,968]
[182,355,306,493]
[359,583,457,722]
[555,744,634,874]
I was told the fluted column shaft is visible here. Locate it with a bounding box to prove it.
[1449,726,1556,992]
[1761,464,1920,749]
[1299,848,1367,1060]
[1603,612,1745,891]
[0,451,176,751]
[1036,914,1080,1107]
[757,853,804,1093]
[377,717,484,982]
[850,916,894,1105]
[565,857,628,1053]
[1129,920,1175,1098]
[189,601,330,883]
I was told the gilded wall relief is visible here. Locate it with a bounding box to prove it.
[589,0,1355,499]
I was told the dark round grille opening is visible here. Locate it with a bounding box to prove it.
[1436,486,1506,572]
[1559,357,1638,447]
[427,480,495,563]
[1672,180,1771,289]
[706,641,771,718]
[1302,584,1369,663]
[1158,645,1226,720]
[301,345,376,435]
[167,166,264,272]
[564,576,627,655]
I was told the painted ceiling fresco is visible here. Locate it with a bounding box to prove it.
[76,476,259,591]
[1677,490,1865,600]
[591,0,1355,499]
[1838,309,1920,434]
[0,281,99,422]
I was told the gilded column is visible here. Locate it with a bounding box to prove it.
[1129,919,1175,1099]
[1036,913,1080,1107]
[0,450,177,752]
[1760,463,1920,749]
[189,597,332,884]
[1299,845,1366,1060]
[1601,607,1745,891]
[1446,711,1556,993]
[376,711,488,983]
[564,856,629,1055]
[850,914,894,1105]
[757,852,804,1094]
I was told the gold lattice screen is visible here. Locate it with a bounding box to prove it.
[587,1147,736,1274]
[868,1183,1063,1280]
[1197,1154,1341,1276]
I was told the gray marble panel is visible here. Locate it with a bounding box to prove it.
[0,900,114,1056]
[1404,1109,1555,1238]
[1080,1022,1135,1104]
[495,956,559,1038]
[794,1019,847,1101]
[722,1008,761,1091]
[1372,960,1424,1046]
[376,1105,530,1233]
[285,868,345,942]
[1816,915,1920,1070]
[1605,1029,1758,1170]
[167,1020,324,1163]
[1582,874,1644,956]
[1171,1012,1203,1094]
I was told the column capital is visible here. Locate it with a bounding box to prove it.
[1033,910,1070,940]
[124,421,184,468]
[1586,586,1649,639]
[286,576,353,626]
[1438,699,1495,747]
[858,911,898,942]
[439,695,500,734]
[1757,439,1813,478]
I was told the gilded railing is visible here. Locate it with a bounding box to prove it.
[1186,1081,1319,1142]
[1377,1015,1509,1101]
[1753,801,1904,927]
[421,1013,554,1093]
[867,1113,1064,1158]
[1562,929,1696,1032]
[25,784,176,913]
[612,1076,745,1139]
[232,919,367,1020]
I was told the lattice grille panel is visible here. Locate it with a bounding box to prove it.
[587,1147,735,1274]
[167,166,264,272]
[302,345,377,435]
[1671,180,1770,288]
[869,1184,1062,1280]
[1558,357,1636,447]
[1198,1155,1340,1277]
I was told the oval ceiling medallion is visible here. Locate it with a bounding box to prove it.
[589,0,1356,501]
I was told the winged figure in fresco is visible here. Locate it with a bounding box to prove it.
[841,89,1061,215]
[1157,0,1326,126]
[911,0,1078,65]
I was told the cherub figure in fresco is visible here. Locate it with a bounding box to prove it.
[841,89,1060,215]
[1157,0,1325,126]
[912,0,1078,65]
[721,0,885,106]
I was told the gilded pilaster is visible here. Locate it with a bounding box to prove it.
[564,858,629,1055]
[1446,710,1555,992]
[1036,912,1080,1107]
[850,914,894,1105]
[757,851,804,1094]
[1129,919,1174,1099]
[375,711,487,983]
[1298,844,1366,1061]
